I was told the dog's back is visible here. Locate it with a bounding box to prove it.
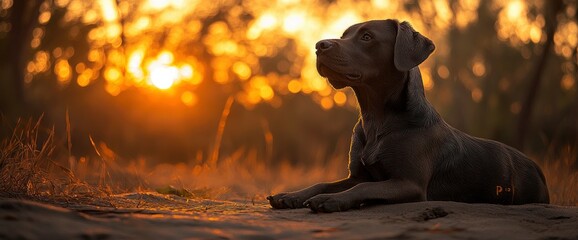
[427,126,550,204]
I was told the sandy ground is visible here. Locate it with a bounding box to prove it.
[1,193,577,240]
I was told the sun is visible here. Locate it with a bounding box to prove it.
[148,64,179,90]
[145,51,181,90]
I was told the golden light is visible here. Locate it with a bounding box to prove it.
[214,70,229,84]
[105,83,121,96]
[49,0,500,110]
[327,11,360,39]
[320,97,334,110]
[287,80,301,93]
[147,0,169,10]
[561,75,575,90]
[529,25,542,43]
[77,69,93,87]
[107,49,123,65]
[31,51,49,73]
[83,10,99,24]
[318,86,332,97]
[98,0,118,22]
[54,59,72,84]
[433,0,453,27]
[371,0,391,9]
[30,37,41,48]
[247,12,278,39]
[257,13,278,30]
[88,49,102,62]
[158,51,174,65]
[437,65,450,79]
[283,11,306,34]
[26,62,35,73]
[246,89,261,105]
[421,69,434,91]
[131,17,152,34]
[212,40,239,56]
[104,67,122,84]
[472,61,486,77]
[179,64,194,80]
[1,0,13,10]
[105,24,122,42]
[260,85,274,101]
[75,63,85,73]
[38,11,52,24]
[147,62,179,90]
[554,21,578,59]
[249,76,275,101]
[232,61,252,80]
[91,46,201,92]
[127,49,145,80]
[333,92,347,106]
[471,88,483,102]
[496,0,546,47]
[310,77,328,92]
[123,50,200,90]
[505,1,523,20]
[181,91,198,106]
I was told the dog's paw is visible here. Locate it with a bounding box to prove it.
[304,194,355,213]
[267,193,307,209]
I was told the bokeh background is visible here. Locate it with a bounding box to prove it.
[0,0,577,203]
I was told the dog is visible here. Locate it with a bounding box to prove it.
[267,19,550,213]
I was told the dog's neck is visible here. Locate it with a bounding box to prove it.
[352,67,440,138]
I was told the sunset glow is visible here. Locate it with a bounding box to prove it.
[18,0,577,109]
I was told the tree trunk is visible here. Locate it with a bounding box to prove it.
[2,0,43,112]
[517,0,564,149]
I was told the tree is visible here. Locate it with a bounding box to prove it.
[0,0,43,114]
[517,0,564,148]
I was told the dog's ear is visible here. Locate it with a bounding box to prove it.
[394,21,435,72]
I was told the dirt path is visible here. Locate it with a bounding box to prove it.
[1,193,577,239]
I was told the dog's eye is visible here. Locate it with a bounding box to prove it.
[360,32,372,41]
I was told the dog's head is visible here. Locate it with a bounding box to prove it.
[315,19,435,89]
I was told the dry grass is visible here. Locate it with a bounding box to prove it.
[0,116,108,205]
[1,115,576,206]
[0,114,346,204]
[141,148,348,200]
[540,145,578,206]
[0,116,57,196]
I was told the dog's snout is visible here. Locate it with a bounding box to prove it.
[315,40,334,54]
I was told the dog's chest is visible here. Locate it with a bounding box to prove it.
[359,121,391,166]
[358,136,394,181]
[360,139,380,166]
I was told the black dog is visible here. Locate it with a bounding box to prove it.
[267,19,550,213]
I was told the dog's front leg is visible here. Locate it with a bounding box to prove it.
[268,177,364,209]
[304,179,425,213]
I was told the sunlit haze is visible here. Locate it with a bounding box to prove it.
[17,0,574,110]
